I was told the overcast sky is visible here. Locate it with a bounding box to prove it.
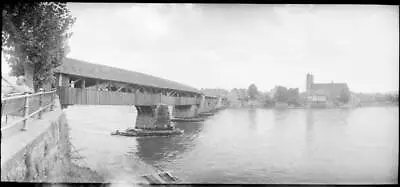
[2,4,398,93]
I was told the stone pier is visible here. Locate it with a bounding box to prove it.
[135,104,171,130]
[172,105,199,119]
[207,99,217,113]
[198,96,208,114]
[199,96,216,113]
[216,97,223,110]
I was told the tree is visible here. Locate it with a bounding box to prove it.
[263,93,274,107]
[2,2,75,91]
[273,86,288,102]
[248,84,259,100]
[287,88,300,106]
[338,89,350,104]
[385,93,399,104]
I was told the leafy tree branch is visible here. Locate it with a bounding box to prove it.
[2,2,75,91]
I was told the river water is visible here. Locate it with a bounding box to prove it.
[65,106,398,184]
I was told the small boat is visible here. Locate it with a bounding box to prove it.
[111,127,184,137]
[171,117,205,122]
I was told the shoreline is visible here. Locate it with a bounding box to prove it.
[227,104,398,110]
[64,153,166,184]
[44,161,104,183]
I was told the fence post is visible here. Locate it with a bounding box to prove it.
[50,91,55,111]
[38,91,43,119]
[21,94,30,131]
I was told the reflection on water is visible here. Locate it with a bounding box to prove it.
[135,121,204,167]
[306,110,314,148]
[66,106,399,184]
[248,108,257,130]
[273,109,290,122]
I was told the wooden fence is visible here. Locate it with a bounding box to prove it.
[58,87,201,106]
[1,90,56,132]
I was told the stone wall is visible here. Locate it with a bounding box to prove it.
[1,112,71,182]
[172,105,198,118]
[135,104,171,129]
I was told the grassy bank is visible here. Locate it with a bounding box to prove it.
[45,162,104,183]
[44,122,105,183]
[66,163,104,183]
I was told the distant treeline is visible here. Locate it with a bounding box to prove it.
[356,92,398,104]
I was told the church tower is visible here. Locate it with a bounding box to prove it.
[306,73,314,92]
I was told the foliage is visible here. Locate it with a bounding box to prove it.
[2,2,75,91]
[385,93,399,104]
[248,84,259,100]
[3,52,24,77]
[393,94,399,104]
[263,93,274,107]
[338,89,350,103]
[273,86,288,102]
[287,88,300,105]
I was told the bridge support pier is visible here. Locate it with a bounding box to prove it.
[172,105,199,119]
[135,104,171,130]
[198,96,213,114]
[61,104,71,109]
[198,96,207,114]
[209,103,217,113]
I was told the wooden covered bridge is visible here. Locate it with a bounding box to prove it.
[54,58,227,129]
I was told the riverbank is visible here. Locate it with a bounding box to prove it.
[228,103,398,110]
[45,126,105,183]
[45,162,104,183]
[43,137,163,184]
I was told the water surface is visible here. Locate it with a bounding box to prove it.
[66,106,398,184]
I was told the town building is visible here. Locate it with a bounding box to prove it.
[305,73,350,108]
[200,88,229,97]
[200,88,229,107]
[226,88,249,108]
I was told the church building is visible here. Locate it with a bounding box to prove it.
[305,73,350,108]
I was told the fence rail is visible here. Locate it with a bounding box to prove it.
[1,90,56,132]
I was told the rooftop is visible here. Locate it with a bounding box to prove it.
[311,83,349,97]
[55,58,201,94]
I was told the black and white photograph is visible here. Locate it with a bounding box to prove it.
[1,3,398,185]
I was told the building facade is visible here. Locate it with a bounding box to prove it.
[226,88,249,108]
[305,73,350,108]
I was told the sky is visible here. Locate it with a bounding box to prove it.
[2,4,399,93]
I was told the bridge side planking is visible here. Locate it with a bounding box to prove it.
[58,87,201,106]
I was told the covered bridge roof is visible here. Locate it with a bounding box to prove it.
[54,58,201,94]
